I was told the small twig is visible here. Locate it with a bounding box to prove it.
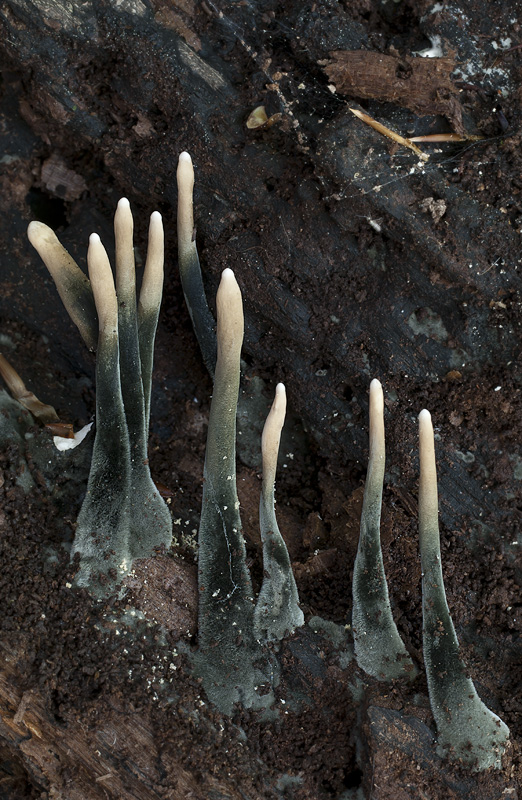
[410,132,483,142]
[0,353,59,424]
[349,108,429,161]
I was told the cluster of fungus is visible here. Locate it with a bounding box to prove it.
[28,201,172,590]
[353,381,510,770]
[23,150,510,768]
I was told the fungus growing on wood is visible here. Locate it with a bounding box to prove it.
[194,268,259,712]
[28,203,172,591]
[193,268,303,713]
[254,382,304,642]
[352,378,416,680]
[418,409,510,770]
[177,151,216,375]
[27,221,98,351]
[180,153,303,712]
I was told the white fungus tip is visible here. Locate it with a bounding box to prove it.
[221,268,235,282]
[150,210,162,222]
[27,220,45,237]
[118,197,130,209]
[369,377,384,414]
[27,220,55,248]
[272,382,287,415]
[419,408,432,423]
[89,233,101,244]
[179,151,192,163]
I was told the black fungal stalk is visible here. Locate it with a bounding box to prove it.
[254,383,304,642]
[350,383,509,770]
[179,153,303,713]
[193,269,303,714]
[418,409,510,770]
[177,151,217,376]
[352,378,416,680]
[194,268,262,713]
[28,205,172,592]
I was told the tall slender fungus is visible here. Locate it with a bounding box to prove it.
[179,152,303,713]
[73,234,133,582]
[113,199,172,561]
[352,379,416,680]
[418,409,510,770]
[139,211,164,423]
[254,383,304,641]
[177,152,217,375]
[195,268,260,713]
[193,269,303,714]
[27,221,98,351]
[28,203,172,592]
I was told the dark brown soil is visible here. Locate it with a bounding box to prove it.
[0,0,521,797]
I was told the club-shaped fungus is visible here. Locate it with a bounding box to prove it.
[254,382,304,642]
[177,151,217,375]
[28,203,172,592]
[418,409,510,770]
[25,150,508,769]
[178,153,303,712]
[192,268,303,713]
[352,379,416,680]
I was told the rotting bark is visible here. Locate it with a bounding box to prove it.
[324,50,465,134]
[0,0,521,797]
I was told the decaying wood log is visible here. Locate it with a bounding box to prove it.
[0,0,521,797]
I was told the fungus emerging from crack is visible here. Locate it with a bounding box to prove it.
[418,409,510,770]
[352,379,417,680]
[28,203,172,591]
[193,268,303,713]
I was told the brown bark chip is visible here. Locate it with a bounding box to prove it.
[324,50,465,134]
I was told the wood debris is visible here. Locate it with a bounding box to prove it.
[325,49,465,134]
[0,353,59,424]
[349,108,429,161]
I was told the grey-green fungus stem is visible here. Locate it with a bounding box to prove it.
[198,267,253,618]
[138,210,164,423]
[177,151,217,375]
[27,221,98,352]
[195,267,261,713]
[352,378,416,680]
[73,233,133,586]
[418,409,510,770]
[29,202,172,593]
[113,199,172,561]
[254,382,304,641]
[193,271,303,714]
